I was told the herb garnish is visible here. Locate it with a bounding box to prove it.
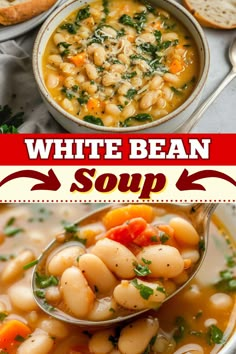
[119,11,147,34]
[35,290,45,299]
[121,113,152,127]
[83,115,104,126]
[23,259,39,270]
[130,278,153,299]
[0,105,24,133]
[125,88,138,100]
[35,272,59,289]
[75,5,90,25]
[133,261,152,277]
[3,217,23,237]
[215,269,236,292]
[0,313,8,321]
[173,316,188,342]
[0,254,15,262]
[60,23,77,34]
[206,325,224,345]
[122,72,137,80]
[61,87,74,100]
[159,232,170,244]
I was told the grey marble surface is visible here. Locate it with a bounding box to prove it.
[8,2,236,133]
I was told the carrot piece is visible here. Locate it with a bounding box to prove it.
[69,53,86,67]
[127,35,135,43]
[169,59,184,74]
[106,218,147,245]
[87,98,104,112]
[133,225,159,247]
[152,21,161,29]
[0,320,31,351]
[103,205,154,229]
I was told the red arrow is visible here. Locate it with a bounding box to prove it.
[176,168,236,191]
[0,169,61,191]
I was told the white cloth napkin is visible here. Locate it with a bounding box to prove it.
[0,32,65,133]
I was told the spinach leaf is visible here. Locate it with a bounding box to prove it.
[122,113,152,127]
[77,92,89,105]
[61,87,74,100]
[83,115,104,126]
[61,23,77,34]
[75,5,90,25]
[0,105,24,133]
[125,88,138,100]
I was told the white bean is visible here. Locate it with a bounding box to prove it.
[39,318,69,339]
[101,26,117,38]
[46,73,60,89]
[137,245,184,278]
[118,54,130,65]
[64,76,76,88]
[105,104,121,117]
[8,284,38,311]
[121,104,136,119]
[94,46,106,66]
[16,334,54,354]
[78,254,118,294]
[110,64,126,74]
[181,249,200,263]
[45,286,61,303]
[169,217,199,246]
[91,238,137,279]
[138,33,156,43]
[53,33,65,46]
[89,329,115,354]
[162,32,179,41]
[60,266,95,318]
[48,54,63,67]
[47,245,85,276]
[210,293,233,310]
[149,75,163,90]
[82,81,98,94]
[162,86,173,101]
[1,249,35,283]
[118,317,159,354]
[88,298,118,321]
[102,73,121,86]
[173,270,189,285]
[140,91,160,110]
[60,63,76,75]
[113,279,166,310]
[118,83,132,96]
[62,98,73,112]
[85,63,98,80]
[163,73,179,84]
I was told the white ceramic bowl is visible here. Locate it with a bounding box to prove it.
[33,0,210,133]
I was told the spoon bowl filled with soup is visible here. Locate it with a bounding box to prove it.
[33,0,209,133]
[0,203,235,354]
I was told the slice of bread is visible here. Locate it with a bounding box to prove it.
[183,0,236,29]
[0,0,57,25]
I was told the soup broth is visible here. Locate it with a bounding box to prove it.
[0,204,235,354]
[43,0,199,128]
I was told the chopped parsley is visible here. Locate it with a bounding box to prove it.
[173,316,188,342]
[77,92,89,105]
[130,278,153,299]
[215,269,236,292]
[0,254,15,262]
[35,272,59,289]
[64,223,79,234]
[0,313,8,321]
[14,335,25,342]
[23,259,38,270]
[133,262,152,277]
[35,290,45,299]
[122,72,137,80]
[61,87,74,100]
[206,325,224,345]
[3,217,23,237]
[159,232,170,244]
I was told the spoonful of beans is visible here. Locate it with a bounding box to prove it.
[32,203,217,326]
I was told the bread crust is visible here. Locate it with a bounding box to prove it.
[0,0,57,25]
[183,0,236,29]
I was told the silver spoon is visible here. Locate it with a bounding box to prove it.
[32,202,218,327]
[176,37,236,133]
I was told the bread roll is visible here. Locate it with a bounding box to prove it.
[183,0,236,29]
[0,0,57,25]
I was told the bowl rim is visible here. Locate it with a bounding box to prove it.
[33,0,210,133]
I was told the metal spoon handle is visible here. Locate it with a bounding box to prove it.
[192,203,218,218]
[177,69,236,133]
